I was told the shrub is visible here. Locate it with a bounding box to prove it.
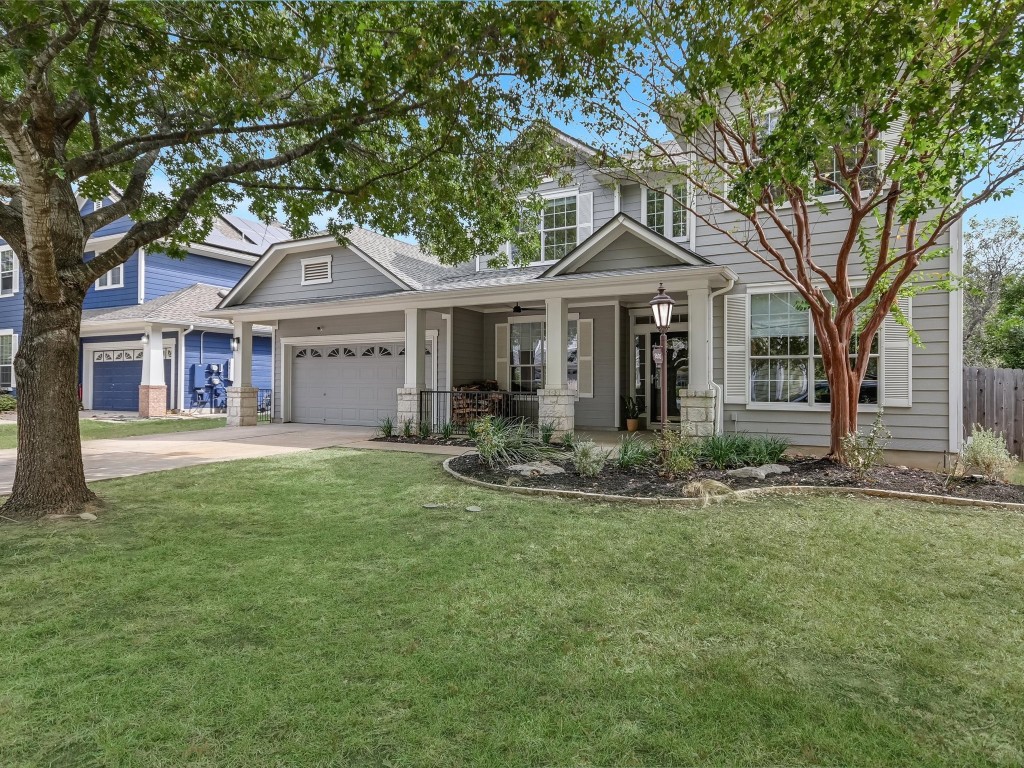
[539,421,556,445]
[840,409,890,477]
[439,421,455,441]
[466,419,481,440]
[572,440,610,477]
[559,430,578,450]
[616,434,657,469]
[744,434,791,466]
[698,433,752,470]
[377,416,394,438]
[401,419,413,439]
[472,416,559,469]
[418,419,431,439]
[656,429,696,477]
[0,393,16,413]
[960,426,1016,482]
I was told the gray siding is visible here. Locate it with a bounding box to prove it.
[245,245,403,305]
[273,310,448,420]
[571,231,678,273]
[536,160,617,233]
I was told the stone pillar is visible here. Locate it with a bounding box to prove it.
[138,323,167,418]
[397,308,427,431]
[227,386,258,427]
[538,387,575,434]
[396,387,420,431]
[679,388,717,437]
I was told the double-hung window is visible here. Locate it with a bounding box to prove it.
[749,291,878,405]
[509,319,580,393]
[0,333,14,390]
[815,147,881,197]
[643,184,688,241]
[1,249,17,297]
[96,263,123,290]
[540,195,577,261]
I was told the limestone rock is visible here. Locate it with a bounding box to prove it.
[726,466,767,480]
[759,464,791,475]
[507,461,565,477]
[78,512,98,521]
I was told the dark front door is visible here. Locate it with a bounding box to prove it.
[650,332,688,424]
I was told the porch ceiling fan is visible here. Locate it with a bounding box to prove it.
[510,302,543,315]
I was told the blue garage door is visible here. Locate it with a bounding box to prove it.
[91,348,173,411]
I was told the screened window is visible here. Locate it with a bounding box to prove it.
[541,195,577,261]
[1,249,15,296]
[1,333,14,389]
[750,291,879,405]
[96,263,123,290]
[509,320,579,393]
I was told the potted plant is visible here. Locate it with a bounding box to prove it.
[623,396,642,432]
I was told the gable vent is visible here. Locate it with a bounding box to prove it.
[300,256,332,285]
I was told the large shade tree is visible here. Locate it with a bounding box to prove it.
[0,0,618,519]
[580,0,1024,459]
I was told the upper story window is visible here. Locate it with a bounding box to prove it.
[0,249,17,297]
[300,255,332,285]
[643,184,688,241]
[95,263,124,290]
[541,195,577,261]
[815,147,881,197]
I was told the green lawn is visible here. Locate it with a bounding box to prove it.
[0,416,226,449]
[2,450,1024,766]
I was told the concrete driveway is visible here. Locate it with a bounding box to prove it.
[0,424,466,494]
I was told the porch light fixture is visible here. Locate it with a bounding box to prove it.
[140,332,149,345]
[231,336,240,353]
[650,283,676,436]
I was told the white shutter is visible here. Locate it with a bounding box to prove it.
[724,293,749,404]
[881,296,912,407]
[576,191,593,243]
[12,253,18,294]
[577,318,594,398]
[11,333,18,387]
[494,323,509,390]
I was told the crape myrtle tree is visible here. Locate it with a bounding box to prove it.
[580,0,1024,460]
[0,0,619,519]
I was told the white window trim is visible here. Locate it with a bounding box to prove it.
[95,263,124,291]
[505,312,588,399]
[744,282,881,413]
[536,187,579,266]
[0,247,19,297]
[300,255,333,286]
[0,328,16,390]
[641,182,694,247]
[812,146,886,205]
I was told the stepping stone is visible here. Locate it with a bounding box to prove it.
[78,512,98,521]
[465,506,482,513]
[422,503,444,509]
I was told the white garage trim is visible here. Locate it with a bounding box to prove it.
[279,331,438,423]
[82,337,175,410]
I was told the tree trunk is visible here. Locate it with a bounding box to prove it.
[1,289,94,520]
[825,353,860,460]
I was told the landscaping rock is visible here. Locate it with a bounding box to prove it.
[78,512,98,521]
[507,461,565,477]
[726,466,767,480]
[760,464,791,475]
[465,506,482,513]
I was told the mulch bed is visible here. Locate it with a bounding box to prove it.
[449,454,1024,504]
[374,436,476,448]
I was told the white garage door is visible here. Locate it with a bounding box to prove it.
[290,341,432,426]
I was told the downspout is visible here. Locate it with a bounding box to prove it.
[708,277,736,434]
[181,324,194,411]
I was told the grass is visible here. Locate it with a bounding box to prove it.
[1013,461,1024,485]
[0,416,226,450]
[2,450,1024,766]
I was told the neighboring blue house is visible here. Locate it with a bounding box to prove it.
[0,197,286,416]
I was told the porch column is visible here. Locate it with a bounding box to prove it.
[397,307,426,428]
[227,320,257,427]
[681,287,716,436]
[138,323,167,418]
[539,296,574,434]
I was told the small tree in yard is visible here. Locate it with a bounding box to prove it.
[0,0,618,519]
[962,217,1024,366]
[581,0,1024,461]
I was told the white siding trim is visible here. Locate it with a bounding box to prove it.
[577,317,594,399]
[81,337,174,410]
[137,248,146,304]
[948,218,964,453]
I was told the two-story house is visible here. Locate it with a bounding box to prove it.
[208,132,963,466]
[0,198,283,417]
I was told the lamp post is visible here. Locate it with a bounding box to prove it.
[650,283,675,434]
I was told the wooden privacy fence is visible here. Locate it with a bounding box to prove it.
[963,366,1024,458]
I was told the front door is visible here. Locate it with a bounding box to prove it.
[649,332,688,424]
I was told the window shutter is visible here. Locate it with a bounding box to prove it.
[12,253,18,294]
[576,191,593,243]
[881,296,912,408]
[724,293,749,404]
[577,318,594,398]
[494,323,509,390]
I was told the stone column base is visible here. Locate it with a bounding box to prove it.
[678,388,717,437]
[227,386,258,427]
[538,387,575,435]
[396,387,420,430]
[138,385,167,419]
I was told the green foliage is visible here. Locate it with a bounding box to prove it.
[622,396,642,420]
[401,419,413,439]
[960,427,1016,483]
[616,434,658,469]
[466,419,481,441]
[840,410,891,477]
[696,433,790,469]
[572,440,611,477]
[472,416,558,469]
[983,275,1024,369]
[962,217,1024,367]
[418,419,431,440]
[0,393,16,413]
[539,421,556,445]
[438,422,455,441]
[656,429,696,476]
[377,416,394,439]
[559,430,578,450]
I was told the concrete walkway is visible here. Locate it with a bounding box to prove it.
[0,424,471,494]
